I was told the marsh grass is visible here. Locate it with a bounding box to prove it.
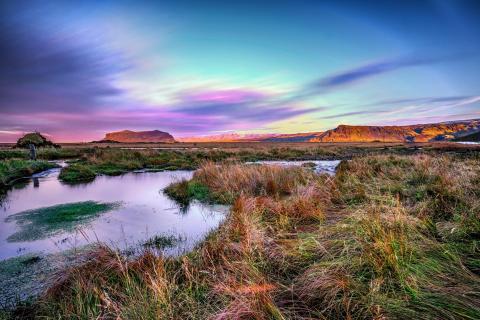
[165,161,320,206]
[4,154,480,319]
[58,164,96,183]
[164,180,211,206]
[0,160,57,188]
[5,201,120,242]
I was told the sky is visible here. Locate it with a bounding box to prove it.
[1,0,480,142]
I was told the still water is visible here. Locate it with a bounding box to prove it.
[248,160,341,175]
[0,168,228,261]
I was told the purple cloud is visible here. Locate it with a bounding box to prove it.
[171,87,318,126]
[0,4,129,114]
[310,54,467,92]
[181,89,266,104]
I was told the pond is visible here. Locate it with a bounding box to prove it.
[0,169,228,261]
[0,160,340,306]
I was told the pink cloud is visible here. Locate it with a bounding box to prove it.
[182,89,266,104]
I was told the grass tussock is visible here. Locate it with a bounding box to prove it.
[58,164,96,183]
[5,154,480,319]
[165,161,319,205]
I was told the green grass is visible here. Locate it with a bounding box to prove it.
[164,180,212,206]
[0,160,57,188]
[58,164,96,183]
[5,201,121,242]
[0,148,86,161]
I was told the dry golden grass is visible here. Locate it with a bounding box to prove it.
[9,154,480,320]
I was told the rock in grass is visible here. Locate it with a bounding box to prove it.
[5,201,120,242]
[59,165,96,183]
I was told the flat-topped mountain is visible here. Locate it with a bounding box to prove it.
[103,130,175,143]
[265,120,479,143]
[315,120,480,143]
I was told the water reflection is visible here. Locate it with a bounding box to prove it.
[0,169,227,260]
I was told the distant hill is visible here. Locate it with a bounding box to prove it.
[178,133,281,142]
[103,130,175,143]
[179,119,480,143]
[263,132,324,142]
[262,120,479,143]
[101,119,480,144]
[314,120,480,143]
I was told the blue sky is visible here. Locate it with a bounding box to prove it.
[1,0,479,141]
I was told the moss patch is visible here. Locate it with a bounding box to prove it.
[5,201,120,242]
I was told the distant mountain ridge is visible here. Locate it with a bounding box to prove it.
[179,119,480,143]
[102,119,480,143]
[103,130,175,143]
[312,119,480,143]
[177,133,281,142]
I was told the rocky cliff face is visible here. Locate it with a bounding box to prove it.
[315,125,417,142]
[103,130,175,143]
[241,119,480,143]
[314,120,480,143]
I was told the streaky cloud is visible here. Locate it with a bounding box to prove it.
[310,54,470,93]
[317,95,480,121]
[362,95,480,107]
[317,110,388,120]
[0,4,130,113]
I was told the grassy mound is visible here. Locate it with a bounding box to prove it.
[58,165,96,183]
[16,132,57,148]
[5,201,120,242]
[164,180,211,205]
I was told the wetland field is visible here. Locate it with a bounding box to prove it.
[0,142,479,319]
